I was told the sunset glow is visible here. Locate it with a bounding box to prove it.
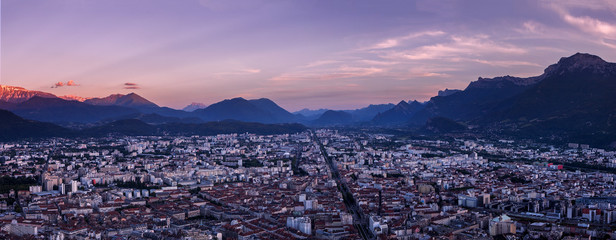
[3,0,616,110]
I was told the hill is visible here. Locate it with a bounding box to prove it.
[0,109,71,140]
[193,97,297,123]
[311,110,354,126]
[372,101,425,126]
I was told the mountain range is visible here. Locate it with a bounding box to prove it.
[295,103,396,124]
[404,53,616,147]
[0,85,396,126]
[0,108,306,141]
[1,52,615,147]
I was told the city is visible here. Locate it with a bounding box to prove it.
[1,130,615,239]
[3,0,616,239]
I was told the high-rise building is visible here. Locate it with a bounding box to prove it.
[71,180,78,193]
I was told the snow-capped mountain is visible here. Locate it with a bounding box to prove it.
[0,85,57,103]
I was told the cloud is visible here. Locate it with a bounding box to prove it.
[242,68,261,74]
[557,10,616,38]
[518,21,543,34]
[468,59,541,67]
[359,59,399,66]
[51,80,79,88]
[66,80,79,86]
[270,66,384,82]
[542,0,616,12]
[52,82,64,88]
[381,35,526,61]
[544,1,616,48]
[406,71,449,78]
[214,68,262,76]
[124,82,140,89]
[365,31,446,50]
[303,60,341,68]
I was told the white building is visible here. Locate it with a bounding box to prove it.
[286,216,312,235]
[2,219,41,236]
[29,185,42,193]
[70,180,78,193]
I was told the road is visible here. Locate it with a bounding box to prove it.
[311,131,375,240]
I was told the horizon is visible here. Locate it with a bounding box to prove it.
[3,0,616,111]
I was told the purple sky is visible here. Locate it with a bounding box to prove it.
[2,0,616,111]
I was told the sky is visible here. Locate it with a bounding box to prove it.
[2,0,616,111]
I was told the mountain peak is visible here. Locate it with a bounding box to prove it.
[437,89,462,97]
[560,52,606,65]
[470,75,541,89]
[182,102,207,112]
[85,93,157,108]
[59,95,89,102]
[194,97,295,123]
[312,110,353,126]
[544,52,613,76]
[396,100,410,106]
[371,100,425,125]
[228,97,247,101]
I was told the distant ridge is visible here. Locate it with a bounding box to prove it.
[0,109,71,140]
[1,96,140,124]
[0,108,306,140]
[193,97,298,123]
[85,93,158,108]
[403,53,616,147]
[182,102,207,112]
[371,100,424,125]
[311,110,353,126]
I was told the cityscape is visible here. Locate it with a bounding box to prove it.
[2,0,616,239]
[2,130,616,239]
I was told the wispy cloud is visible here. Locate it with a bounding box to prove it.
[382,35,527,61]
[242,68,261,74]
[270,66,384,82]
[544,0,616,48]
[364,31,446,50]
[124,82,140,89]
[517,21,544,34]
[406,71,450,78]
[358,59,399,66]
[541,0,616,12]
[214,68,262,76]
[468,59,541,67]
[303,60,341,68]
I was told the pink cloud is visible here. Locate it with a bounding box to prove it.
[66,80,79,86]
[51,80,79,88]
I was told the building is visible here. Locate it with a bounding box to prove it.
[458,194,478,208]
[286,216,311,235]
[70,180,78,193]
[2,219,42,236]
[489,215,516,236]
